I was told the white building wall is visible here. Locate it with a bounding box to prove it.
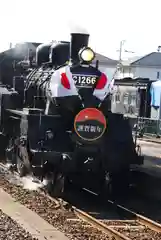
[95,65,161,81]
[118,67,134,78]
[92,63,161,81]
[132,66,161,80]
[121,66,161,80]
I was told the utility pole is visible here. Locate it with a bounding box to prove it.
[116,40,126,77]
[157,46,161,79]
[157,46,161,52]
[118,40,135,63]
[119,40,126,63]
[116,40,135,78]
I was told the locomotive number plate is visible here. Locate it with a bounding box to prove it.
[73,75,97,88]
[74,108,107,141]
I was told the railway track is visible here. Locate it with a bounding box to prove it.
[1,162,161,239]
[57,198,161,240]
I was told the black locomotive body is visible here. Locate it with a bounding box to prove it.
[0,33,143,197]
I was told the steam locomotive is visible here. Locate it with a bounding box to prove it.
[0,32,143,197]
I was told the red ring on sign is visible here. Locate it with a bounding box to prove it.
[74,108,107,141]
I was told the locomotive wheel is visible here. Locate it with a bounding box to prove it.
[16,154,27,177]
[101,168,130,200]
[16,142,31,178]
[100,172,113,198]
[110,168,130,199]
[5,138,16,170]
[47,172,69,198]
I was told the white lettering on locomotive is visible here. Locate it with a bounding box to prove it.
[49,66,111,100]
[96,126,103,133]
[77,124,103,133]
[90,126,96,132]
[84,125,90,132]
[77,125,84,132]
[73,75,97,87]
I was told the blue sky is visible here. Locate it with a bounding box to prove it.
[0,0,161,59]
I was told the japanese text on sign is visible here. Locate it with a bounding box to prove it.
[77,124,103,133]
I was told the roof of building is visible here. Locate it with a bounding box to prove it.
[94,53,118,65]
[122,52,161,67]
[130,52,161,67]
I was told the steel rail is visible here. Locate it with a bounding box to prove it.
[113,201,161,233]
[72,201,161,240]
[73,207,130,240]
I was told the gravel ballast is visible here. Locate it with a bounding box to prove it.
[0,172,109,240]
[0,209,38,240]
[1,168,161,240]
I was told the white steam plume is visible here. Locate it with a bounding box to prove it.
[67,21,89,35]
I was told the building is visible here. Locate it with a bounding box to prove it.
[120,52,161,80]
[92,53,118,80]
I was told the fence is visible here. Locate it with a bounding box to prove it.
[126,116,161,139]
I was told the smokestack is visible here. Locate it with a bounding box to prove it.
[70,33,89,64]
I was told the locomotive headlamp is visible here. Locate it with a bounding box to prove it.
[79,47,95,62]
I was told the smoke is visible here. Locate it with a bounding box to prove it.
[21,176,48,190]
[67,21,89,35]
[2,162,48,191]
